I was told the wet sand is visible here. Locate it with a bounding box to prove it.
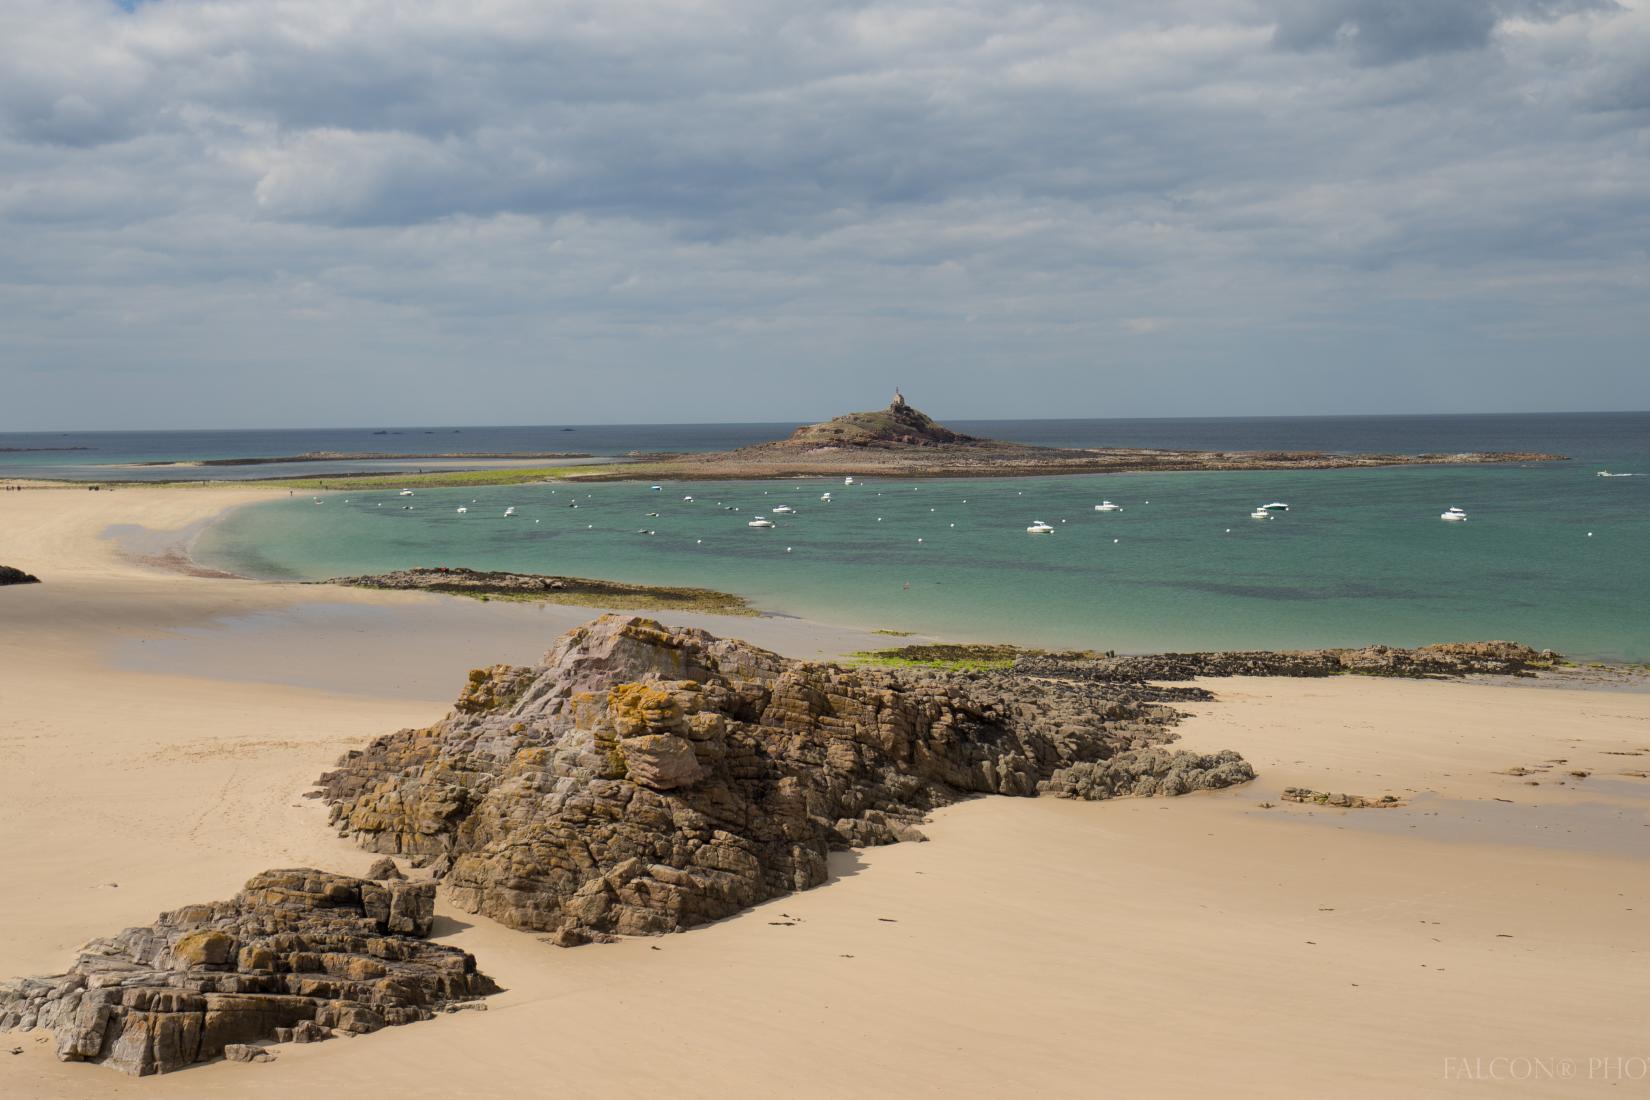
[1,486,1646,1097]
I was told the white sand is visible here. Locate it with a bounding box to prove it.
[2,486,1646,1097]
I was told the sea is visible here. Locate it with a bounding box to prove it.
[6,413,1647,661]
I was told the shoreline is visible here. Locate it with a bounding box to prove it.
[4,485,1649,1096]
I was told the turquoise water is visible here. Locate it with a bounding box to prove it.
[195,458,1650,661]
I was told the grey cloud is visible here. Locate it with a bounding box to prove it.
[1270,0,1618,65]
[0,0,1645,428]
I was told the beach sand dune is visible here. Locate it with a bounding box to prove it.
[1,487,1645,1097]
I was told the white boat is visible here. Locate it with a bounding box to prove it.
[1261,502,1289,511]
[398,489,414,496]
[1440,507,1468,522]
[1094,501,1123,512]
[772,505,795,514]
[820,492,832,501]
[455,507,468,514]
[1597,471,1636,477]
[1026,521,1055,534]
[747,517,775,529]
[650,484,662,491]
[844,476,854,485]
[683,495,695,501]
[503,507,517,517]
[1249,509,1272,519]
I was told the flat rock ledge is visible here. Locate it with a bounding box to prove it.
[0,869,496,1076]
[1016,640,1559,681]
[317,615,1255,945]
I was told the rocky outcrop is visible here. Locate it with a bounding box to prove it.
[0,869,495,1076]
[1015,641,1559,682]
[0,565,40,586]
[325,567,754,615]
[1280,787,1402,808]
[317,615,1252,943]
[1043,749,1256,800]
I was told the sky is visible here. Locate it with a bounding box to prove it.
[1,0,1647,430]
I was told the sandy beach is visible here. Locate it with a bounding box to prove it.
[2,486,1647,1097]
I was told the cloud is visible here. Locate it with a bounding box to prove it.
[1269,0,1619,65]
[0,0,1645,427]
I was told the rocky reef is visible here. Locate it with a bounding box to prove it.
[327,566,755,615]
[1014,641,1559,682]
[0,564,40,585]
[317,615,1254,943]
[0,868,494,1076]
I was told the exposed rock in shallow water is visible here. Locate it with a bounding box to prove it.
[317,615,1253,942]
[1281,787,1403,808]
[0,565,40,586]
[1016,641,1559,682]
[0,869,495,1076]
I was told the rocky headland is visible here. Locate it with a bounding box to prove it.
[316,615,1254,942]
[610,393,1566,480]
[0,564,40,585]
[0,868,494,1076]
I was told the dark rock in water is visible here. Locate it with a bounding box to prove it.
[317,615,1253,942]
[1016,641,1559,682]
[0,869,495,1076]
[0,565,40,586]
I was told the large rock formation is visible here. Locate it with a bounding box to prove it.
[317,616,1254,943]
[0,869,495,1076]
[0,564,40,585]
[1015,640,1559,682]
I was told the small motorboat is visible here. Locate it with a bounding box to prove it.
[1094,501,1122,512]
[747,517,775,529]
[1261,502,1289,511]
[503,507,517,517]
[772,505,795,514]
[844,476,854,485]
[455,506,468,514]
[398,489,414,496]
[820,492,832,502]
[683,495,695,501]
[650,484,662,491]
[1026,520,1055,534]
[1441,507,1468,522]
[1249,509,1272,519]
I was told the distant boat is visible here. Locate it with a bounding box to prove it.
[398,489,414,496]
[1094,501,1122,512]
[748,517,775,528]
[1249,509,1272,519]
[650,484,662,491]
[1261,502,1289,511]
[455,507,468,514]
[1597,471,1637,477]
[820,492,832,501]
[1026,520,1055,534]
[772,505,795,514]
[844,476,854,485]
[1441,507,1468,522]
[503,507,517,517]
[683,495,695,501]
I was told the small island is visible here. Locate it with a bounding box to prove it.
[611,391,1566,480]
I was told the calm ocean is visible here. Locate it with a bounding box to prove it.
[8,413,1644,660]
[123,411,1650,663]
